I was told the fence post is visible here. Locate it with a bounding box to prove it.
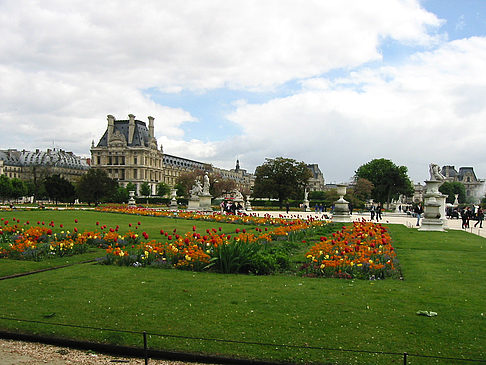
[143,331,148,365]
[403,352,407,365]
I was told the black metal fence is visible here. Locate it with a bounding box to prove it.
[0,316,484,364]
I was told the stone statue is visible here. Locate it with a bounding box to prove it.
[304,188,309,201]
[203,173,210,195]
[429,163,446,181]
[189,180,203,198]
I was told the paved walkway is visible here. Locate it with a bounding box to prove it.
[247,210,486,238]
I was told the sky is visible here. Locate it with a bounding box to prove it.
[1,0,486,184]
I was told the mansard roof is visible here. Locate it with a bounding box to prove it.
[0,149,89,170]
[97,120,150,148]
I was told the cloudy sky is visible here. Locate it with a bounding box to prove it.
[1,0,485,184]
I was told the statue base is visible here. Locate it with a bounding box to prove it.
[187,198,200,211]
[170,198,178,209]
[418,218,445,232]
[199,195,212,210]
[332,200,351,223]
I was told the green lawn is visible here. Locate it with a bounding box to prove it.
[0,210,485,364]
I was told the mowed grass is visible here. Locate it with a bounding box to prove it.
[0,210,485,364]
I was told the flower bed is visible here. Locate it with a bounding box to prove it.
[300,220,400,280]
[0,212,325,275]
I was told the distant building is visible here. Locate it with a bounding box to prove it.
[0,148,89,182]
[441,166,485,203]
[91,114,254,195]
[306,164,325,191]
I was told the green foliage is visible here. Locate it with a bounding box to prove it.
[126,182,136,194]
[206,239,261,274]
[439,181,466,204]
[76,169,117,205]
[10,178,27,200]
[355,158,414,204]
[110,186,130,203]
[44,174,75,204]
[0,175,13,201]
[156,182,170,197]
[140,182,151,196]
[253,157,312,208]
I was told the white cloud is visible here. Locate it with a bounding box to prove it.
[4,0,480,184]
[227,37,486,182]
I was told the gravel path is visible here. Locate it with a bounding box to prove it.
[0,338,209,365]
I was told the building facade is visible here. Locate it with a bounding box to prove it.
[0,148,89,182]
[306,164,325,191]
[441,165,485,203]
[91,114,255,195]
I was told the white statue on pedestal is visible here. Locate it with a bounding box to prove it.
[190,180,203,199]
[203,173,210,195]
[429,163,446,181]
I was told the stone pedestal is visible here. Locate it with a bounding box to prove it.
[419,180,445,232]
[199,194,212,210]
[128,190,136,208]
[436,194,447,227]
[187,197,200,211]
[245,196,252,211]
[170,189,178,209]
[332,184,351,223]
[302,199,310,211]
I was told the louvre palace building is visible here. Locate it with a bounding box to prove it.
[90,114,255,195]
[0,148,89,182]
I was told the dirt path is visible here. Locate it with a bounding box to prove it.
[0,338,207,365]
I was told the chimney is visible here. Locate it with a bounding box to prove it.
[107,115,115,143]
[128,114,136,144]
[148,116,154,138]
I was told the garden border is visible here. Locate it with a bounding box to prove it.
[0,317,484,365]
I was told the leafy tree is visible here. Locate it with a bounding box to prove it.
[353,178,374,202]
[309,191,326,201]
[110,185,130,203]
[175,170,204,197]
[156,182,170,197]
[44,175,75,204]
[126,182,136,195]
[140,182,151,196]
[253,157,312,208]
[439,181,466,204]
[355,159,414,205]
[76,169,117,205]
[0,175,12,202]
[11,178,27,201]
[210,173,237,198]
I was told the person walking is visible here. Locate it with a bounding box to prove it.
[414,203,423,226]
[376,204,382,222]
[370,205,375,221]
[474,207,483,228]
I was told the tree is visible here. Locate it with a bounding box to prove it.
[355,159,414,205]
[175,170,204,197]
[76,169,117,205]
[44,175,75,204]
[0,175,12,202]
[210,173,237,198]
[439,181,466,204]
[109,185,130,204]
[156,182,170,197]
[253,157,312,208]
[10,178,27,202]
[140,182,151,196]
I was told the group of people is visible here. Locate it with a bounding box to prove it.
[414,203,484,229]
[369,204,383,222]
[460,206,484,229]
[220,200,244,214]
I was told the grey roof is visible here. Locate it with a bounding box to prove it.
[97,120,150,147]
[0,149,89,170]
